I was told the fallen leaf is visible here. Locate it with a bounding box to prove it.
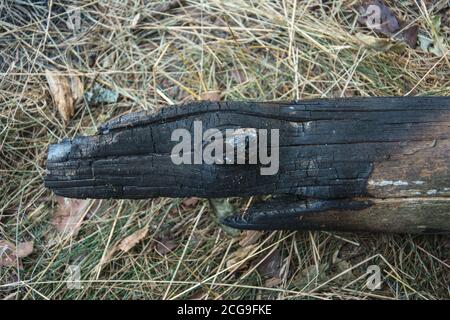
[265,277,282,288]
[45,70,72,121]
[52,196,91,238]
[239,230,262,247]
[97,245,117,271]
[182,197,199,208]
[96,226,150,271]
[155,235,177,255]
[45,70,83,121]
[257,249,282,278]
[0,241,18,267]
[401,25,419,48]
[16,241,33,258]
[69,75,84,101]
[200,90,221,101]
[226,244,258,272]
[0,240,34,268]
[118,226,149,252]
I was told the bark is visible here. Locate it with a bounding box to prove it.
[44,97,450,234]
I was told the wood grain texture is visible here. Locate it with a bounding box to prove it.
[44,97,450,233]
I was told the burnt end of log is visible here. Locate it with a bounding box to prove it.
[44,97,450,234]
[221,197,450,234]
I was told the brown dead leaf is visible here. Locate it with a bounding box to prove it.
[45,70,73,121]
[155,235,177,255]
[257,249,282,278]
[52,196,91,238]
[45,70,84,121]
[0,240,34,268]
[0,241,18,267]
[226,244,258,272]
[402,25,419,48]
[97,245,117,271]
[118,226,149,252]
[239,230,262,247]
[200,91,221,101]
[16,241,33,258]
[96,226,150,272]
[69,75,84,101]
[265,277,282,288]
[182,197,199,208]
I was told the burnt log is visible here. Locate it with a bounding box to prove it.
[44,97,450,234]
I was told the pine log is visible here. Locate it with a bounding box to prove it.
[44,97,450,234]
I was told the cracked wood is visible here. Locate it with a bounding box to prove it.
[44,97,450,233]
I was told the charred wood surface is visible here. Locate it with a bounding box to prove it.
[44,97,450,234]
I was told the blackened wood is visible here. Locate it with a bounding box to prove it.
[221,196,450,234]
[44,97,450,234]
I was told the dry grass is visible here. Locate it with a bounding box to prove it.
[0,0,449,300]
